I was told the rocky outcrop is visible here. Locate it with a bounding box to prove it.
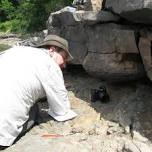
[32,0,152,81]
[47,7,121,66]
[105,0,152,24]
[83,23,145,80]
[47,5,147,81]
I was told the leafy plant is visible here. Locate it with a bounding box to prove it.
[0,0,73,33]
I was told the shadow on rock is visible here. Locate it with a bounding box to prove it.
[64,65,152,143]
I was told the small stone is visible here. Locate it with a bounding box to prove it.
[133,131,148,142]
[124,126,130,134]
[71,127,83,134]
[88,129,96,135]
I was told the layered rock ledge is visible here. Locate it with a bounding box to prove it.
[42,0,152,81]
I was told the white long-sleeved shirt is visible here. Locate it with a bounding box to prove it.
[0,46,77,146]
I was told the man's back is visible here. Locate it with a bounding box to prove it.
[0,45,76,147]
[0,46,50,146]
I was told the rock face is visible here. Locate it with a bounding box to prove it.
[138,28,152,81]
[83,24,145,80]
[47,6,146,81]
[105,0,152,24]
[40,0,152,81]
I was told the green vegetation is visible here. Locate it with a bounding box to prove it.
[0,0,73,33]
[0,44,11,52]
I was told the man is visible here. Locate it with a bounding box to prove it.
[0,34,77,148]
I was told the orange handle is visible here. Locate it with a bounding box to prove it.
[41,134,63,138]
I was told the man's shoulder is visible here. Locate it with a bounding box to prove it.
[12,45,40,51]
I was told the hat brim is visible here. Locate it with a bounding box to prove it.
[48,109,77,122]
[35,40,73,60]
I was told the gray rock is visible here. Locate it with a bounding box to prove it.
[138,29,152,81]
[63,25,86,42]
[133,131,148,142]
[105,0,152,24]
[73,10,120,25]
[83,52,145,81]
[69,41,87,64]
[48,9,120,27]
[47,26,61,35]
[86,23,138,54]
[82,24,144,80]
[48,7,77,27]
[132,141,152,152]
[138,37,152,80]
[123,140,141,152]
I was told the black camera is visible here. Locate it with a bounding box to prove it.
[91,86,110,103]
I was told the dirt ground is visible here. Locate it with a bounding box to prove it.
[1,67,152,152]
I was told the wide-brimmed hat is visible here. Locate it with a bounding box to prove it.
[36,34,73,60]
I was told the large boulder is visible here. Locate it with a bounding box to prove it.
[105,0,152,24]
[62,25,87,65]
[86,24,139,54]
[47,7,146,80]
[83,24,145,81]
[83,52,145,81]
[138,29,152,81]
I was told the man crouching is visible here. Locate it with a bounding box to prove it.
[0,35,77,148]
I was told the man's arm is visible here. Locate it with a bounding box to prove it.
[35,58,77,121]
